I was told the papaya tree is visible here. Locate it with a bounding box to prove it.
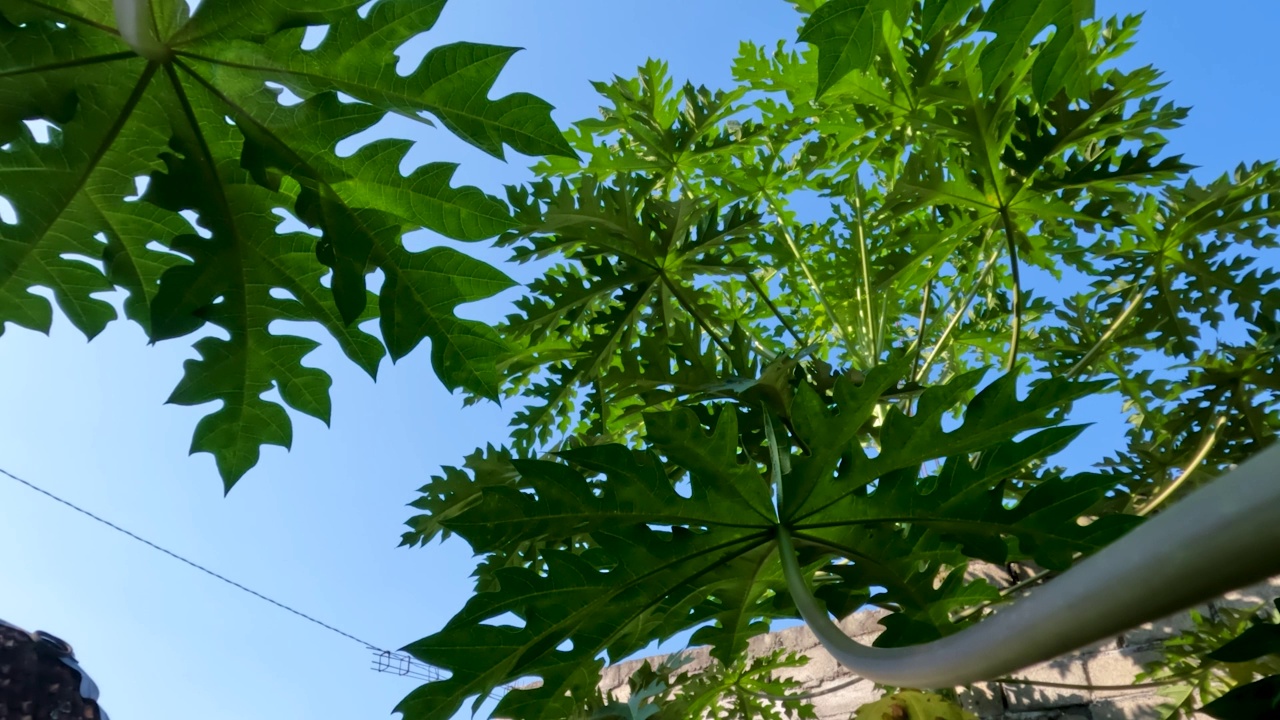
[397,2,1280,719]
[3,0,1279,719]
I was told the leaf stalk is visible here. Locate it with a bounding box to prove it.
[998,206,1023,373]
[1137,417,1227,516]
[778,442,1280,688]
[113,0,169,61]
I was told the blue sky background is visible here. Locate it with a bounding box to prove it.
[1,2,1277,719]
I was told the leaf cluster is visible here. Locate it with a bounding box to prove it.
[574,650,818,720]
[399,365,1134,719]
[0,0,570,486]
[400,1,1279,718]
[1142,599,1280,719]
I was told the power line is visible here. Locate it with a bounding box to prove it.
[0,465,530,698]
[0,464,388,652]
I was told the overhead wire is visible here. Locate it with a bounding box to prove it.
[1,465,389,651]
[0,465,531,700]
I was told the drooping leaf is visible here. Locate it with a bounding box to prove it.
[398,367,1135,719]
[0,0,569,486]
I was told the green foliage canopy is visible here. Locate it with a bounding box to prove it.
[3,0,1278,718]
[398,1,1280,718]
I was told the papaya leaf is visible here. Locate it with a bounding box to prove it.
[399,367,1136,719]
[978,0,1095,102]
[1199,676,1280,720]
[499,175,762,449]
[797,0,913,98]
[0,0,569,487]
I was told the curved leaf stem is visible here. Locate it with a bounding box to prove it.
[995,675,1197,691]
[660,275,738,369]
[949,566,1058,623]
[113,0,168,61]
[777,442,1280,688]
[746,273,806,347]
[909,278,934,379]
[850,175,879,358]
[1137,416,1227,516]
[741,675,863,702]
[763,195,857,360]
[998,206,1022,373]
[1066,277,1153,379]
[915,234,999,383]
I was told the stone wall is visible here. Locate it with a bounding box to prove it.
[597,577,1280,720]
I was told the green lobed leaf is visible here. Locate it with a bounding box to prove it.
[1199,676,1280,720]
[797,0,913,98]
[398,367,1135,718]
[0,0,567,486]
[978,0,1096,102]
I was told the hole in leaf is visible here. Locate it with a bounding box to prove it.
[0,196,17,225]
[334,113,400,157]
[265,81,304,107]
[365,268,386,295]
[479,611,525,629]
[400,229,440,253]
[357,0,376,18]
[179,210,212,239]
[301,25,329,50]
[269,288,298,302]
[59,252,104,272]
[24,120,54,143]
[272,207,320,236]
[673,478,692,499]
[145,240,192,260]
[125,176,150,202]
[556,639,573,652]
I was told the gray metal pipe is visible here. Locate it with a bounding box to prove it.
[779,442,1280,688]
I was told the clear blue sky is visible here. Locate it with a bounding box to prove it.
[1,2,1277,719]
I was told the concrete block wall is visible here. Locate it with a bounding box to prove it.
[598,577,1280,719]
